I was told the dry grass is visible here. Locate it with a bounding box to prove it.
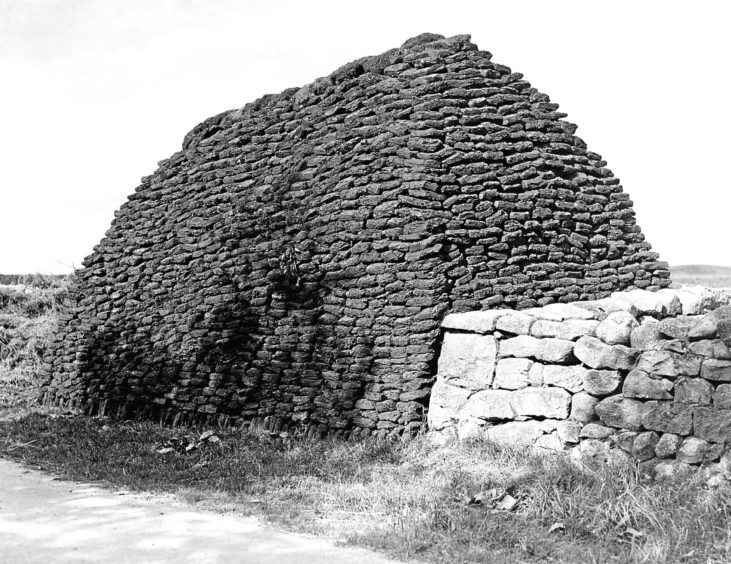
[0,276,68,411]
[2,415,731,563]
[671,265,731,288]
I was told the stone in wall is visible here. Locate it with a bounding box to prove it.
[431,286,731,480]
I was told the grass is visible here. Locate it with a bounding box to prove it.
[4,275,731,562]
[0,276,68,413]
[2,414,731,563]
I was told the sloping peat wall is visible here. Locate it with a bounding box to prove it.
[41,33,670,437]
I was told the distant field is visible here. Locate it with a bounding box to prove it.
[671,265,731,288]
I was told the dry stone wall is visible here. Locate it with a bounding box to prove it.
[41,33,670,437]
[431,286,731,479]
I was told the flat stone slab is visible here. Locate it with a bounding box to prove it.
[0,459,400,564]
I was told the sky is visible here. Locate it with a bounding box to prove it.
[1,0,729,273]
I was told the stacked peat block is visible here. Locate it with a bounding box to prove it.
[41,33,670,437]
[431,286,731,478]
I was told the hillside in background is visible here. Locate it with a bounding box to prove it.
[671,265,731,288]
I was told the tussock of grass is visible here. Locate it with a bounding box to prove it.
[2,414,731,563]
[0,278,69,410]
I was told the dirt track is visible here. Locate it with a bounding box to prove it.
[0,458,401,564]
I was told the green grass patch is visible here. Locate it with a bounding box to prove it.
[2,414,731,563]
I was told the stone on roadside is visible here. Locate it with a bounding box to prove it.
[713,384,731,409]
[556,319,600,341]
[534,338,575,363]
[460,389,515,421]
[555,420,582,444]
[615,289,682,317]
[426,378,471,430]
[633,431,660,461]
[657,316,696,340]
[494,358,533,390]
[499,335,539,358]
[580,423,615,439]
[485,420,544,446]
[654,433,681,458]
[688,340,731,359]
[442,310,506,333]
[574,336,638,370]
[596,311,638,346]
[701,359,731,382]
[583,369,622,396]
[570,392,599,422]
[693,407,731,443]
[674,377,713,405]
[676,436,709,464]
[510,387,571,419]
[635,350,702,377]
[630,318,664,350]
[522,303,595,321]
[495,312,534,335]
[534,433,564,451]
[654,460,694,482]
[622,369,673,400]
[642,402,693,435]
[438,332,497,389]
[540,364,585,393]
[595,395,646,431]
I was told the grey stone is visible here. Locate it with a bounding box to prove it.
[530,320,561,338]
[570,392,599,422]
[510,387,571,419]
[522,303,595,321]
[583,369,622,396]
[528,363,543,386]
[642,402,693,435]
[616,289,682,317]
[441,310,506,333]
[555,420,582,444]
[654,433,681,458]
[595,395,647,431]
[577,439,611,465]
[540,364,585,393]
[437,332,498,389]
[556,319,600,341]
[701,359,731,382]
[460,390,515,421]
[495,312,534,335]
[657,316,696,340]
[426,378,471,430]
[499,335,539,358]
[574,336,638,370]
[635,350,702,377]
[615,431,638,453]
[654,461,694,482]
[688,340,731,359]
[705,442,724,462]
[713,384,731,409]
[622,369,673,400]
[596,311,638,346]
[494,358,533,390]
[630,318,664,350]
[535,338,575,363]
[633,431,660,461]
[580,423,615,439]
[485,420,544,446]
[674,377,713,405]
[693,407,731,443]
[582,296,639,317]
[688,313,718,340]
[677,437,708,464]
